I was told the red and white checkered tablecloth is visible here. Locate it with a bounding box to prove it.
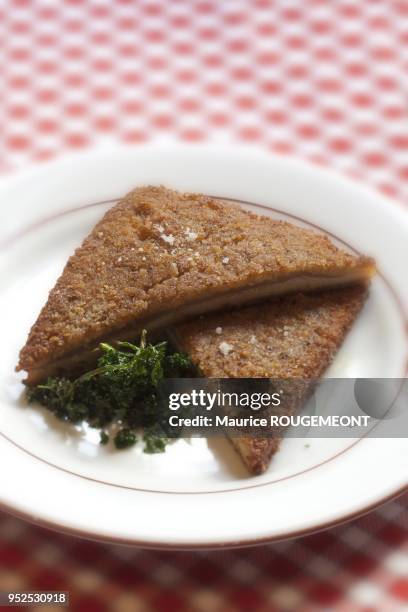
[1,1,407,610]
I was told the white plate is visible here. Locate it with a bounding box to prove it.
[0,145,407,548]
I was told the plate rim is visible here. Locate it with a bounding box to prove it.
[1,142,408,245]
[0,485,405,550]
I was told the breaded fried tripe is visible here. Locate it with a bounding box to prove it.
[172,285,368,475]
[18,186,374,384]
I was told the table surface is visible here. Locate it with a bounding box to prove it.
[0,1,407,610]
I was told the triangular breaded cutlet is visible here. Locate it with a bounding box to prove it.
[18,186,374,384]
[171,285,368,475]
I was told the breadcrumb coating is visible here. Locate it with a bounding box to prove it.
[173,285,368,473]
[18,186,373,379]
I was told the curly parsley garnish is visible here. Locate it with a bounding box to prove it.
[26,331,191,453]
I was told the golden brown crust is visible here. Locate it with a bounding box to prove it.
[174,285,368,378]
[18,186,373,377]
[173,285,368,474]
[228,437,281,476]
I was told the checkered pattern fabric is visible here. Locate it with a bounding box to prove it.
[0,0,407,610]
[0,497,407,611]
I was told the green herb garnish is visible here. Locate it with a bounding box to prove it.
[100,431,109,445]
[26,331,191,453]
[114,428,137,449]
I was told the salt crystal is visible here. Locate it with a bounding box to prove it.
[215,327,223,335]
[250,335,257,344]
[219,341,233,356]
[117,256,122,263]
[185,228,198,241]
[161,233,175,245]
[222,257,230,264]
